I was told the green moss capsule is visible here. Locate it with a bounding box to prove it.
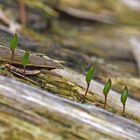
[103,78,112,109]
[121,86,128,116]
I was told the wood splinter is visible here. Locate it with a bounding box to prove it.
[5,64,41,76]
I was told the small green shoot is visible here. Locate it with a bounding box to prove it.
[120,86,128,116]
[82,66,94,102]
[9,33,18,67]
[22,51,30,77]
[103,78,112,109]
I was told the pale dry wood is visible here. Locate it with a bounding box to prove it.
[5,64,41,75]
[0,76,140,140]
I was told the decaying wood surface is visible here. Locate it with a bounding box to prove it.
[4,64,40,75]
[0,76,140,140]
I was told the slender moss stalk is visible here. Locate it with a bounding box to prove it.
[82,84,89,101]
[82,66,94,102]
[104,96,107,109]
[22,51,30,77]
[122,104,125,116]
[10,52,14,67]
[23,66,26,77]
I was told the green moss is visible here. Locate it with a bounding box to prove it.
[37,72,84,101]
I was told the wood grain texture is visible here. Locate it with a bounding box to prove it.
[0,76,139,140]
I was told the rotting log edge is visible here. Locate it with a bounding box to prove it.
[0,76,139,140]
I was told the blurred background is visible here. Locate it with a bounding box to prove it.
[1,0,140,101]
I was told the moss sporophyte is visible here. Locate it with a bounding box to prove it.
[103,78,112,109]
[22,51,30,77]
[9,33,18,67]
[82,66,94,102]
[121,86,128,116]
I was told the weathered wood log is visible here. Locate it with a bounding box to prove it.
[0,76,140,140]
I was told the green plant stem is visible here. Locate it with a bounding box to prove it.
[10,52,14,68]
[104,96,107,109]
[82,84,89,102]
[122,104,125,116]
[23,66,26,78]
